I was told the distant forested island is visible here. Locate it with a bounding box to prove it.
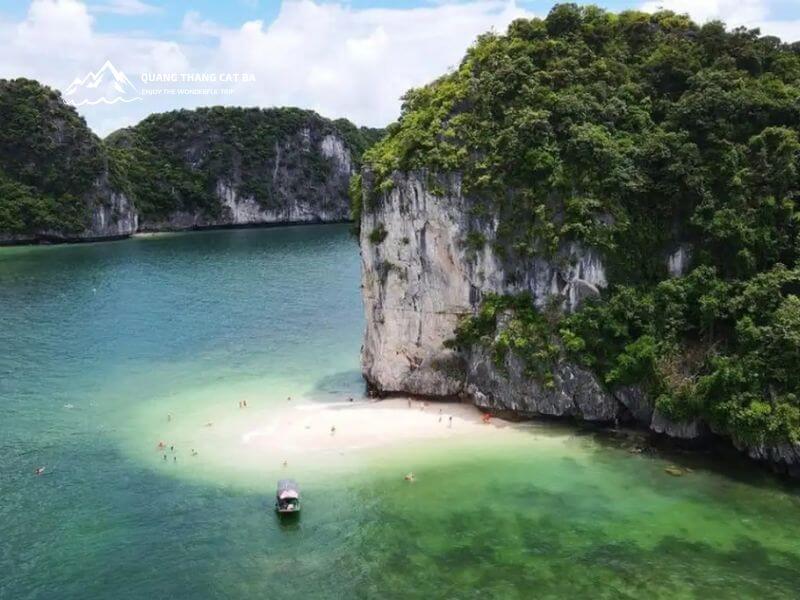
[0,78,382,244]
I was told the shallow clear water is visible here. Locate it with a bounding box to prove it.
[1,225,799,599]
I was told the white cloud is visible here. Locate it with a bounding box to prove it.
[182,10,226,38]
[90,0,161,15]
[205,0,535,127]
[640,0,800,42]
[0,0,535,135]
[17,0,93,49]
[3,0,800,138]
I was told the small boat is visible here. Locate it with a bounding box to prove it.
[275,479,300,514]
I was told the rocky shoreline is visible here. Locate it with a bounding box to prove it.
[358,170,800,478]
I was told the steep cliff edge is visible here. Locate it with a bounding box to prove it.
[359,6,800,476]
[0,79,137,243]
[362,170,621,420]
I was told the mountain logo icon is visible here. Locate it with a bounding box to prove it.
[64,60,141,106]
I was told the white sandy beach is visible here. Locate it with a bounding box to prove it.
[238,397,506,454]
[142,396,529,482]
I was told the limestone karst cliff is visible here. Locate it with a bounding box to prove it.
[360,170,621,420]
[358,5,800,476]
[0,79,381,243]
[0,78,138,244]
[108,107,381,232]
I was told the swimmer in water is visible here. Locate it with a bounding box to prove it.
[157,441,166,450]
[191,449,198,457]
[404,472,415,482]
[34,467,45,476]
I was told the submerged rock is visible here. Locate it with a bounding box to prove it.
[664,465,686,476]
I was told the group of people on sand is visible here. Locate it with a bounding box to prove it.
[409,399,494,427]
[409,399,463,428]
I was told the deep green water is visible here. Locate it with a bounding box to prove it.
[1,225,799,599]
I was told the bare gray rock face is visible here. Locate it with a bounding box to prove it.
[467,348,620,422]
[739,442,800,477]
[650,408,707,440]
[360,170,614,418]
[667,244,692,277]
[139,129,355,232]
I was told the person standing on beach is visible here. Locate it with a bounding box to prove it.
[448,416,453,428]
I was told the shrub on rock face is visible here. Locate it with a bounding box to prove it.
[364,4,800,446]
[368,224,388,244]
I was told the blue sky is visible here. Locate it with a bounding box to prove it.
[0,0,797,34]
[1,0,799,135]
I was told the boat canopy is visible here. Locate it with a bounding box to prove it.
[277,479,299,500]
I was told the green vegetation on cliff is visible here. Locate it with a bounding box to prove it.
[108,107,382,222]
[0,79,106,235]
[366,5,800,445]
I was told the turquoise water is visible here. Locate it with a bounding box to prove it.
[1,225,799,599]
